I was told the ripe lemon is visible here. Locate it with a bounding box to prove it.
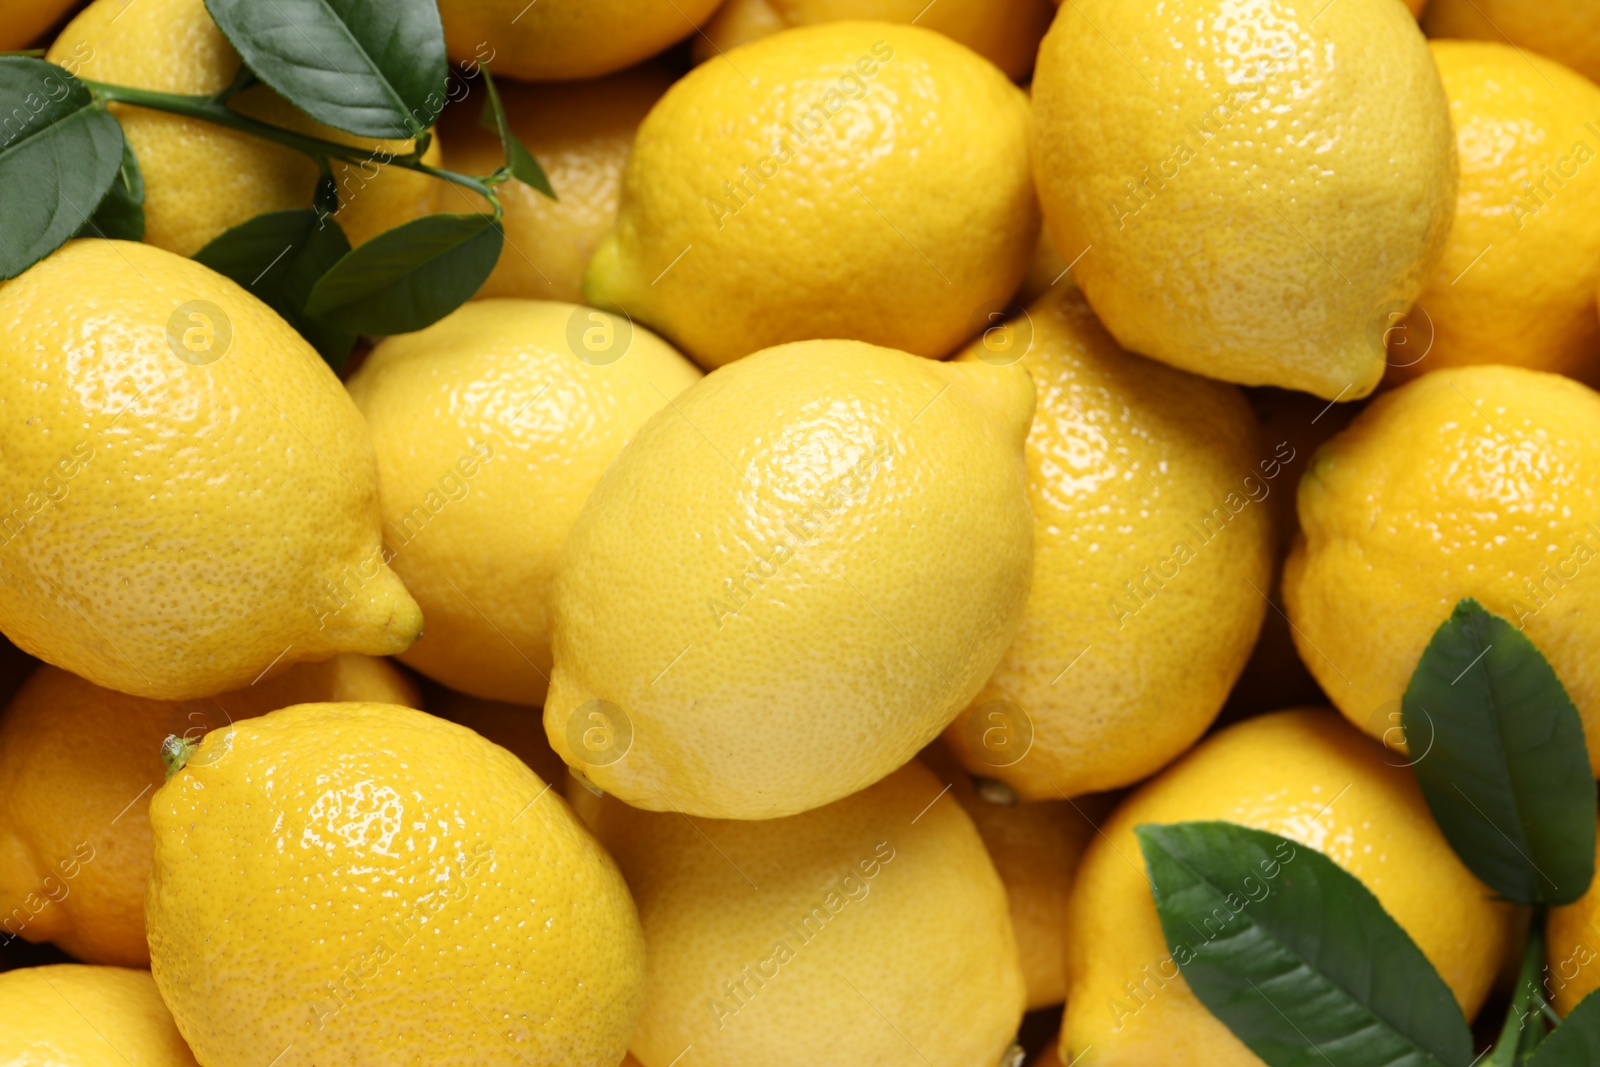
[0,965,199,1066]
[1391,42,1600,384]
[1546,830,1600,1014]
[571,759,1025,1067]
[544,340,1035,819]
[693,0,1055,80]
[1424,1,1600,86]
[1060,709,1514,1066]
[438,0,722,81]
[346,300,702,706]
[423,681,568,787]
[48,0,441,256]
[1283,365,1600,766]
[0,0,76,50]
[922,739,1104,1010]
[146,702,645,1067]
[1032,0,1456,399]
[0,240,422,699]
[440,63,678,303]
[0,656,417,967]
[941,289,1273,801]
[585,22,1038,369]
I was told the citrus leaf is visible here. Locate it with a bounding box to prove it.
[304,212,501,335]
[1530,989,1600,1066]
[1403,599,1597,906]
[203,0,447,139]
[75,138,143,240]
[0,56,124,278]
[193,209,356,369]
[480,67,553,199]
[1138,821,1472,1067]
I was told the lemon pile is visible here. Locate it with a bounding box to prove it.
[4,3,1599,1067]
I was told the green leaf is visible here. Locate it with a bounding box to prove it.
[480,67,554,199]
[202,0,447,139]
[0,57,124,279]
[75,139,144,241]
[1137,821,1472,1067]
[1404,599,1597,906]
[193,209,356,369]
[304,212,501,335]
[1530,990,1600,1066]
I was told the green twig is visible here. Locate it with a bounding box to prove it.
[1484,914,1551,1067]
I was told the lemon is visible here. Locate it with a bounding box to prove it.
[1032,0,1456,399]
[1424,1,1600,86]
[438,0,722,81]
[0,965,200,1066]
[0,0,76,51]
[693,0,1056,81]
[544,339,1034,819]
[571,759,1025,1067]
[0,634,34,705]
[0,655,417,967]
[922,739,1104,1010]
[1015,229,1074,307]
[941,289,1273,801]
[440,63,678,303]
[346,300,702,706]
[1283,365,1600,766]
[48,0,441,257]
[0,240,421,699]
[1546,830,1600,1014]
[146,701,645,1067]
[1060,709,1514,1065]
[1386,43,1600,384]
[423,681,568,787]
[585,22,1038,369]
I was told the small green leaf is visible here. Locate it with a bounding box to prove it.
[304,212,501,335]
[203,0,448,139]
[1530,989,1600,1066]
[1404,599,1596,905]
[480,67,554,199]
[193,209,356,369]
[76,139,144,241]
[1138,821,1472,1067]
[0,57,124,278]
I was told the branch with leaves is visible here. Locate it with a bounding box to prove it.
[0,0,552,370]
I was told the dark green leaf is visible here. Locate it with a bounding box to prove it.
[0,57,124,278]
[203,0,447,139]
[1137,821,1472,1067]
[75,138,144,240]
[304,212,501,335]
[480,67,554,199]
[1530,990,1600,1066]
[1404,599,1596,905]
[194,209,356,369]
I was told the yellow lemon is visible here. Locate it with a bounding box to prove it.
[585,22,1038,369]
[146,702,645,1067]
[693,0,1056,81]
[1283,365,1600,767]
[1546,831,1600,1014]
[0,965,199,1067]
[0,240,421,699]
[346,300,702,706]
[1060,709,1514,1066]
[0,0,77,50]
[1424,1,1600,86]
[0,655,417,967]
[440,62,679,303]
[423,681,567,787]
[941,289,1273,800]
[571,759,1025,1067]
[545,340,1035,819]
[1032,0,1456,399]
[439,0,721,81]
[1392,42,1600,384]
[48,0,441,257]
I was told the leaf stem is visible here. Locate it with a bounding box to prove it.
[1485,914,1550,1067]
